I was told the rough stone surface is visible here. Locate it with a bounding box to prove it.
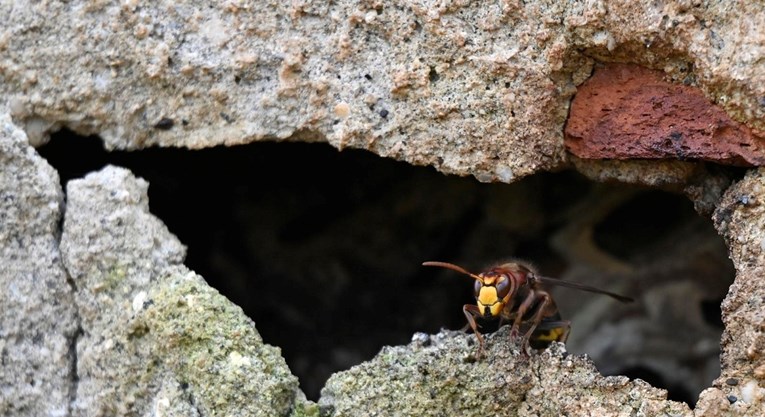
[320,327,691,416]
[696,168,765,416]
[1,1,764,181]
[565,64,765,166]
[59,166,302,417]
[0,113,77,417]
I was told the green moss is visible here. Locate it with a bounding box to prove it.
[289,398,320,417]
[93,264,128,293]
[136,270,300,416]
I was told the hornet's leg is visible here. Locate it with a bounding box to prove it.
[520,292,557,353]
[463,304,485,358]
[510,290,538,340]
[460,315,482,332]
[557,321,571,343]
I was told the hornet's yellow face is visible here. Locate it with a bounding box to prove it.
[474,271,513,318]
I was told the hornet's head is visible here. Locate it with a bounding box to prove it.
[472,269,514,318]
[423,261,519,318]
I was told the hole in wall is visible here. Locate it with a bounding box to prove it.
[592,191,699,258]
[554,186,734,408]
[38,129,735,404]
[700,298,725,329]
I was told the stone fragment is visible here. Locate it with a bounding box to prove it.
[701,168,765,416]
[59,166,303,417]
[320,327,691,417]
[0,113,77,417]
[0,114,77,417]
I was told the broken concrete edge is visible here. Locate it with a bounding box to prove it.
[0,112,79,416]
[707,168,765,414]
[319,327,692,416]
[55,163,310,417]
[0,109,316,415]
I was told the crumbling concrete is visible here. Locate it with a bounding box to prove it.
[2,1,765,181]
[1,0,765,416]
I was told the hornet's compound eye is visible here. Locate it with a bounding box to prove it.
[473,279,482,296]
[495,277,511,299]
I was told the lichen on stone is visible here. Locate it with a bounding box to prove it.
[136,268,300,416]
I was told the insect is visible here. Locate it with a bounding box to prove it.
[422,260,633,357]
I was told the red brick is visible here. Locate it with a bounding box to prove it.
[565,64,765,166]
